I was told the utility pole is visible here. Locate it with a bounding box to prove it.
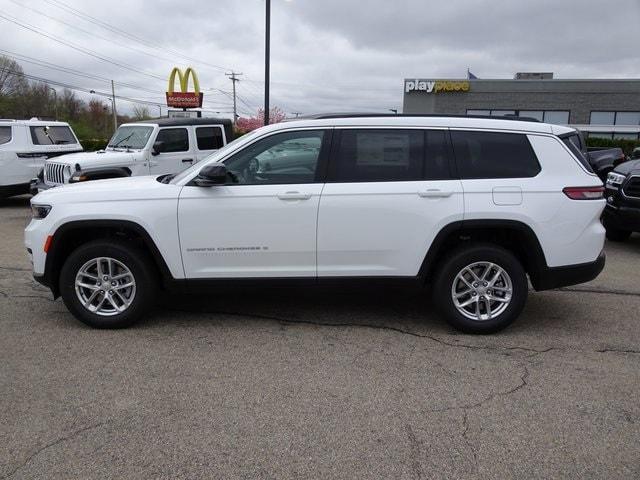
[111,80,118,131]
[158,105,162,118]
[291,112,301,118]
[46,86,57,120]
[264,0,270,125]
[225,71,243,123]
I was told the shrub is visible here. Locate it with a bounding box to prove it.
[79,138,108,151]
[585,137,640,156]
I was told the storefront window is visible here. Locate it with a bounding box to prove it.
[543,111,569,124]
[519,111,544,121]
[615,112,640,125]
[590,112,615,124]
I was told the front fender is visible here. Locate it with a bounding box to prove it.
[70,166,131,183]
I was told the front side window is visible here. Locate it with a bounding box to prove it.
[156,128,189,153]
[30,126,77,145]
[0,126,11,145]
[223,130,325,185]
[451,130,541,179]
[196,126,224,150]
[108,126,153,149]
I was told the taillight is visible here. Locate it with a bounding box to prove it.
[563,186,604,200]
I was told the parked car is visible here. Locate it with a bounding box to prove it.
[26,115,606,333]
[587,146,627,182]
[602,158,640,241]
[0,118,82,198]
[631,147,640,160]
[31,117,233,193]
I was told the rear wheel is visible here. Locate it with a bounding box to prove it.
[433,244,528,334]
[59,240,157,328]
[605,227,632,242]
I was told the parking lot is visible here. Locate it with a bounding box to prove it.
[1,195,639,479]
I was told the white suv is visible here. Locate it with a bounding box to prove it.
[0,118,82,198]
[25,115,606,333]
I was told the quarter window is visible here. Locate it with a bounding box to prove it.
[156,128,189,152]
[196,126,224,150]
[224,130,325,185]
[30,126,77,145]
[330,129,450,182]
[0,126,11,145]
[451,131,541,179]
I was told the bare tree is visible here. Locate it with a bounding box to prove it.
[0,55,28,97]
[132,105,151,121]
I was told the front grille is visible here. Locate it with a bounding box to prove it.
[623,176,640,198]
[45,162,67,185]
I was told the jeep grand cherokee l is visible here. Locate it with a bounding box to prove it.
[25,115,606,333]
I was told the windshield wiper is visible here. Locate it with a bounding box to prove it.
[109,132,134,148]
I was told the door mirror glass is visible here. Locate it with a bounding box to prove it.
[193,163,227,187]
[152,140,165,156]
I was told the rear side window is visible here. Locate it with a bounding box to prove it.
[0,126,11,145]
[196,126,224,150]
[560,133,594,173]
[330,129,450,182]
[156,128,189,152]
[451,130,541,179]
[30,126,77,145]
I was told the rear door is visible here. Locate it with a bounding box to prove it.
[149,127,192,174]
[194,125,226,162]
[317,128,464,277]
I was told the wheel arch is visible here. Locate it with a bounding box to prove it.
[43,219,176,298]
[419,219,549,289]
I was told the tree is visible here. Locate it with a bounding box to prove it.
[132,105,151,121]
[236,106,287,132]
[0,55,28,97]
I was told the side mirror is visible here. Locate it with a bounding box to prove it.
[193,163,227,187]
[151,140,165,156]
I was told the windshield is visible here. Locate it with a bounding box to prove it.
[107,126,154,149]
[170,130,262,184]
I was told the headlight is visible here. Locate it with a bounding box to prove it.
[31,204,52,219]
[606,172,626,187]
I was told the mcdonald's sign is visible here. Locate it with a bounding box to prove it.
[166,67,203,108]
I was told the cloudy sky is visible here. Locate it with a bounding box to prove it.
[1,0,639,118]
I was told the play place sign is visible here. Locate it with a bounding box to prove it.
[405,79,470,93]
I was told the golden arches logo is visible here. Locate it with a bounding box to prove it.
[166,67,203,108]
[167,67,200,94]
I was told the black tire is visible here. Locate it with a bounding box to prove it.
[432,243,528,334]
[605,227,632,242]
[59,240,157,328]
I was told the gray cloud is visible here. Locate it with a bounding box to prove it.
[1,0,639,117]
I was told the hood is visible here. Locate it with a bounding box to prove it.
[46,149,139,169]
[32,175,180,205]
[613,159,640,177]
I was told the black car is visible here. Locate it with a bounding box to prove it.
[602,158,640,241]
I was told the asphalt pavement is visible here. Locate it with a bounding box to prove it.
[1,195,639,479]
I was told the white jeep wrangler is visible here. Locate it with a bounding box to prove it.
[0,118,82,198]
[25,114,606,333]
[32,117,232,192]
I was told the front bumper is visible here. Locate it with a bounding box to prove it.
[602,204,640,233]
[533,251,606,291]
[29,178,54,196]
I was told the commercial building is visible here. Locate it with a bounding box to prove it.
[402,73,640,139]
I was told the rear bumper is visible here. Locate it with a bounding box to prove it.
[532,251,605,291]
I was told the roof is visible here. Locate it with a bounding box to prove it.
[0,118,72,126]
[131,117,232,127]
[265,115,575,136]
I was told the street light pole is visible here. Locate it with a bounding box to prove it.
[264,0,270,125]
[47,86,58,120]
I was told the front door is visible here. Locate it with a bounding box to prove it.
[149,127,192,174]
[317,128,464,277]
[178,129,331,279]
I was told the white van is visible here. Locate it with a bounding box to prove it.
[0,118,82,198]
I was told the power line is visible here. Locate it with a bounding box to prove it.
[0,12,166,82]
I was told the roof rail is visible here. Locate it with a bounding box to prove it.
[297,113,540,122]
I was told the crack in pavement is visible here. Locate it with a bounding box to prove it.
[2,419,115,479]
[596,348,640,355]
[0,266,31,272]
[405,424,424,480]
[559,286,640,297]
[461,410,479,476]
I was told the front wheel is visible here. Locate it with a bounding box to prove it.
[59,240,157,328]
[433,244,528,334]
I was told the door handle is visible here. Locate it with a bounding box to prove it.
[182,158,194,164]
[277,191,312,200]
[418,189,453,198]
